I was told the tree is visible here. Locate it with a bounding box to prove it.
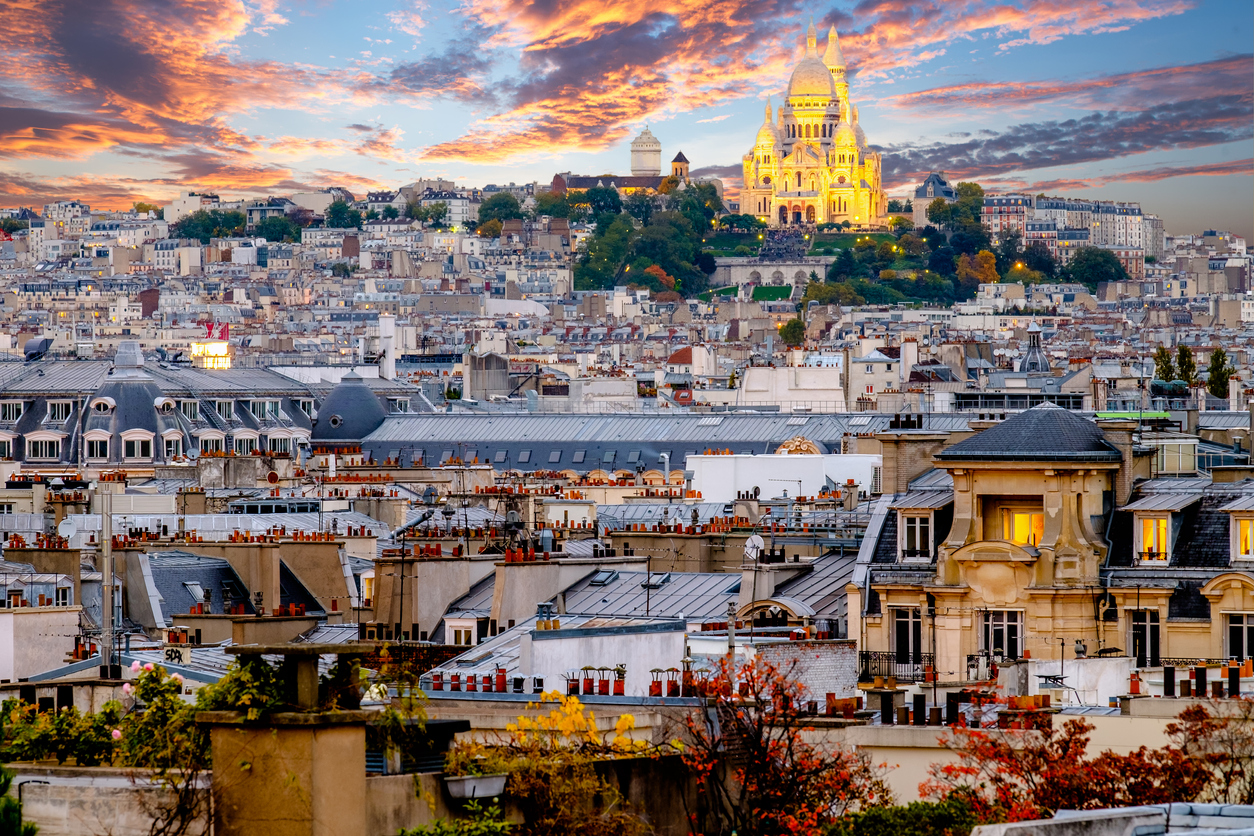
[828,792,979,836]
[1208,347,1236,399]
[1064,246,1128,288]
[956,250,998,294]
[1177,345,1198,386]
[133,201,163,218]
[922,717,1211,825]
[574,214,635,290]
[324,200,361,229]
[1167,698,1254,804]
[679,656,890,835]
[1023,242,1057,278]
[994,231,1023,276]
[254,215,298,243]
[170,208,245,244]
[331,262,352,278]
[888,216,914,231]
[928,245,956,276]
[582,186,622,216]
[779,317,806,347]
[624,192,656,226]
[1153,346,1177,382]
[926,198,952,227]
[381,204,399,220]
[477,193,523,225]
[476,218,503,239]
[533,191,571,220]
[426,202,449,227]
[1004,265,1044,285]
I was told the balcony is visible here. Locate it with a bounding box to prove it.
[859,651,935,683]
[1138,550,1167,563]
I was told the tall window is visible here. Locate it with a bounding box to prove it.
[47,402,71,422]
[0,403,23,422]
[215,400,234,419]
[1230,614,1254,661]
[1238,518,1254,558]
[1002,510,1044,546]
[250,400,279,420]
[87,439,108,459]
[200,436,223,454]
[269,436,290,454]
[124,438,152,459]
[903,515,930,558]
[234,436,257,455]
[1140,516,1168,561]
[1130,610,1160,667]
[982,611,1022,660]
[894,608,922,664]
[165,437,182,458]
[180,401,200,421]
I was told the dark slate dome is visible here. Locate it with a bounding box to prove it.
[935,403,1121,462]
[311,371,387,443]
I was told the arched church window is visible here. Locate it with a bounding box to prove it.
[795,172,802,190]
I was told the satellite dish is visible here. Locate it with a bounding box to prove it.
[743,533,765,563]
[57,518,77,539]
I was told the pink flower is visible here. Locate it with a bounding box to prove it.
[111,729,122,740]
[122,683,132,695]
[130,661,141,673]
[171,674,184,684]
[143,663,154,672]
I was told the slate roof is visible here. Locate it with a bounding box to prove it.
[935,403,1121,462]
[1168,581,1211,620]
[872,512,898,564]
[146,550,254,618]
[772,547,858,628]
[1169,494,1232,569]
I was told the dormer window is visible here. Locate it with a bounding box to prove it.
[1,402,23,423]
[902,515,931,560]
[47,401,71,422]
[1139,516,1169,562]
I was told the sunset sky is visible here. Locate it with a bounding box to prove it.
[1,0,1250,237]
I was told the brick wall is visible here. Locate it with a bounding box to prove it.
[756,639,858,701]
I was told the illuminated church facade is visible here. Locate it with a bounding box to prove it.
[740,22,885,228]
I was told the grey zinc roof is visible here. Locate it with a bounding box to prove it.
[889,490,954,510]
[935,403,1121,462]
[1222,495,1254,513]
[1120,493,1203,512]
[559,570,740,620]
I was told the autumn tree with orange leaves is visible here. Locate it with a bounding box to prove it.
[677,656,892,836]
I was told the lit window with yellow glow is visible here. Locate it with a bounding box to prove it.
[1140,516,1168,561]
[190,341,231,370]
[1238,518,1254,558]
[1001,510,1044,546]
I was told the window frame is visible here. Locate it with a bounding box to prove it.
[901,512,932,560]
[0,402,23,423]
[1001,508,1045,547]
[123,438,153,460]
[47,401,72,422]
[981,610,1023,661]
[87,439,109,459]
[1137,514,1170,562]
[179,400,200,421]
[27,438,60,460]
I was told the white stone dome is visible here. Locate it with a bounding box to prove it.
[835,121,856,146]
[788,56,835,99]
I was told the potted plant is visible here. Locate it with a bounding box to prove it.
[443,741,512,800]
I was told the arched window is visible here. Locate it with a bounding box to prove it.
[804,124,811,138]
[796,172,802,190]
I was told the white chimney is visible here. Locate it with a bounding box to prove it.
[379,313,396,380]
[900,340,919,383]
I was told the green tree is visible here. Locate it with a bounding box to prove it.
[476,218,503,238]
[533,191,571,220]
[827,792,979,836]
[574,214,636,290]
[331,262,352,278]
[1153,346,1176,382]
[779,317,806,347]
[381,204,399,220]
[1024,241,1057,278]
[133,201,163,218]
[1208,347,1236,399]
[1064,246,1129,288]
[926,198,952,227]
[994,231,1023,275]
[477,193,523,225]
[253,216,298,243]
[324,200,361,229]
[582,186,622,216]
[886,198,905,213]
[426,202,449,227]
[1176,345,1197,386]
[170,209,246,244]
[624,192,656,226]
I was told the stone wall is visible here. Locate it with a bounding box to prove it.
[8,765,209,836]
